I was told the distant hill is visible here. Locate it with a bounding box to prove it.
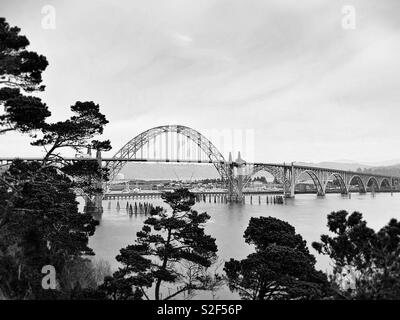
[296,161,373,172]
[364,159,400,167]
[296,161,400,176]
[363,165,400,177]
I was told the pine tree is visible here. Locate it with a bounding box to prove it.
[101,189,218,300]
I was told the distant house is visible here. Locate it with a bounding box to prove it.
[325,179,340,191]
[295,179,315,192]
[252,181,264,187]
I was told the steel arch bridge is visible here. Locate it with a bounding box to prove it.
[1,124,400,208]
[100,125,399,199]
[106,125,234,187]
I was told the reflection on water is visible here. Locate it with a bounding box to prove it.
[85,192,400,299]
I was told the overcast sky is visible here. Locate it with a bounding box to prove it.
[1,0,400,164]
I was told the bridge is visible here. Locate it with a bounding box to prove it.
[1,125,399,213]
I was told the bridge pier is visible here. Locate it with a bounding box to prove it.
[83,149,104,217]
[290,163,295,198]
[229,152,246,203]
[227,152,237,202]
[84,195,103,216]
[283,164,296,198]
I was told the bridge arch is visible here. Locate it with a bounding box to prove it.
[348,175,366,193]
[243,165,284,189]
[297,170,324,196]
[366,176,380,191]
[323,173,348,194]
[106,125,232,186]
[380,177,391,190]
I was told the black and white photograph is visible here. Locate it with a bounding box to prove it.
[1,0,400,315]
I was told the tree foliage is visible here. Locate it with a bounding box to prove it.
[32,101,111,160]
[100,189,218,300]
[312,210,400,299]
[0,17,50,134]
[225,216,330,300]
[0,17,110,299]
[244,216,312,257]
[0,160,100,299]
[0,17,48,91]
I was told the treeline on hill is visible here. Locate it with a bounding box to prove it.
[356,164,400,177]
[362,166,400,177]
[2,17,400,300]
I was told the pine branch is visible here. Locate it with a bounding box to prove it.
[163,285,191,300]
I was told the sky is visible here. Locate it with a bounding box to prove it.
[1,0,400,164]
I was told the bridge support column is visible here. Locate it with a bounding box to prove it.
[235,152,245,202]
[227,152,236,202]
[84,149,103,217]
[226,152,245,203]
[227,153,236,201]
[283,164,295,198]
[290,162,295,198]
[84,194,103,216]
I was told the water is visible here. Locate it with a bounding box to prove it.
[87,192,400,299]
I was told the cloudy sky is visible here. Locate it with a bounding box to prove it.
[1,0,400,164]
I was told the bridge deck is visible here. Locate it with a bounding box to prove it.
[0,157,398,180]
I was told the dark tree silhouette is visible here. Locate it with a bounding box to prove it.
[225,217,330,300]
[31,101,111,161]
[0,17,50,134]
[0,17,110,299]
[101,189,218,300]
[0,161,99,299]
[313,210,400,299]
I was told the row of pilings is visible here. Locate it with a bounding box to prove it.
[108,201,163,215]
[104,194,163,201]
[195,194,285,205]
[105,193,286,207]
[195,194,229,204]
